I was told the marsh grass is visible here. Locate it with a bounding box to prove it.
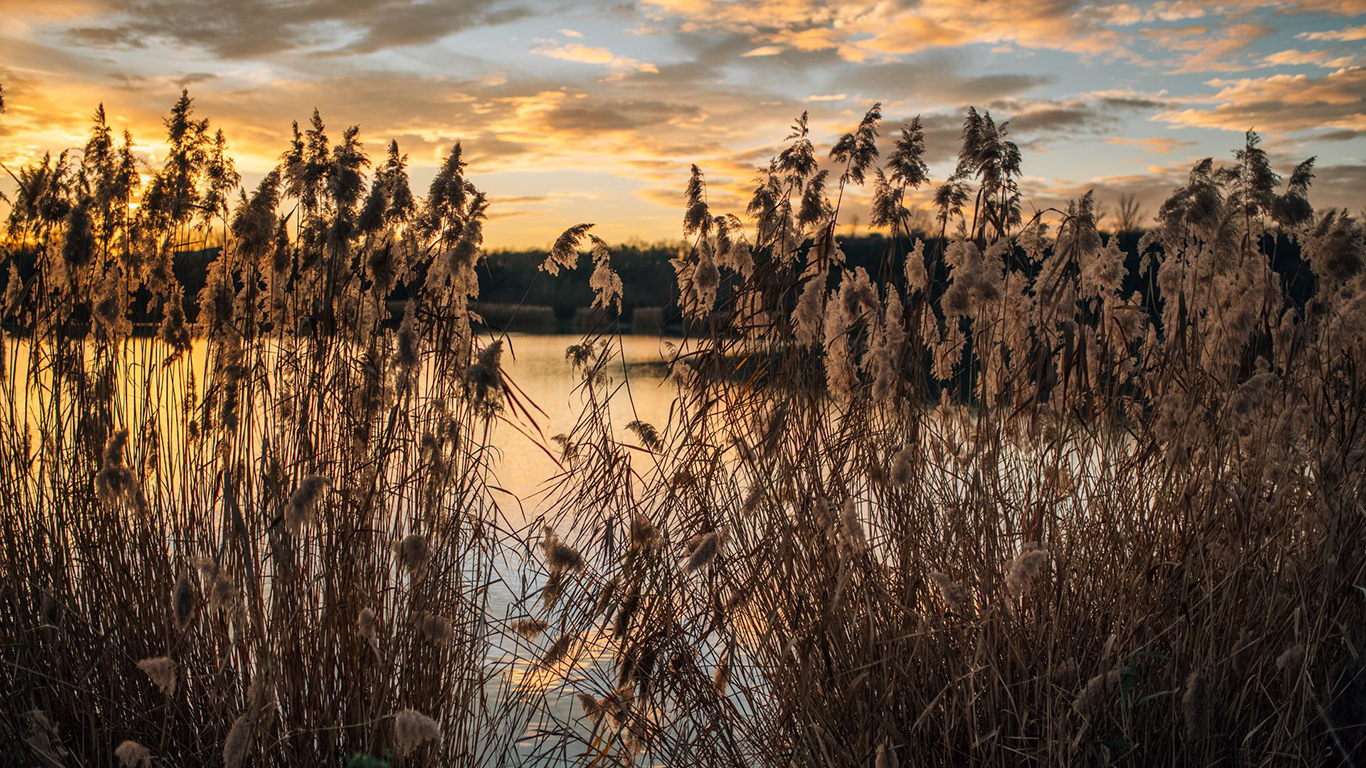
[0,93,533,765]
[1,87,1364,768]
[519,109,1366,767]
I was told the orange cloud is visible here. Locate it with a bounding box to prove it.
[1152,23,1272,73]
[641,0,1133,61]
[1106,136,1198,154]
[1297,24,1366,40]
[530,42,659,74]
[1157,66,1366,133]
[1264,49,1358,67]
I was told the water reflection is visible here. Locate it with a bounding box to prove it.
[489,333,673,517]
[1,330,676,764]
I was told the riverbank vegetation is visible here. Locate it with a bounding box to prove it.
[1,88,1363,767]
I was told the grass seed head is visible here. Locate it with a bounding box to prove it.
[929,571,969,613]
[1072,670,1121,715]
[222,714,252,768]
[1182,668,1208,738]
[543,537,583,575]
[359,607,380,646]
[1005,543,1049,598]
[114,740,150,768]
[393,709,441,757]
[285,474,329,534]
[397,533,431,573]
[137,656,176,696]
[684,531,721,572]
[172,572,196,632]
[421,613,454,644]
[510,618,549,639]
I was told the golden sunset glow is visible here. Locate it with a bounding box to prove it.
[2,0,1362,247]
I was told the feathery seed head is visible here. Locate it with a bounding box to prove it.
[115,740,150,768]
[1182,668,1208,738]
[421,613,454,644]
[629,513,660,551]
[543,536,584,575]
[842,498,868,554]
[1072,670,1120,715]
[1005,544,1050,598]
[540,634,574,668]
[578,692,604,725]
[359,607,380,646]
[172,572,196,632]
[929,571,969,613]
[683,530,723,573]
[393,709,441,757]
[397,533,431,573]
[510,618,549,639]
[285,474,328,534]
[137,656,176,696]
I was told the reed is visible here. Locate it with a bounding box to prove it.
[1,86,1363,768]
[0,93,532,765]
[521,107,1366,767]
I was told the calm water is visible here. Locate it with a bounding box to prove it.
[487,335,676,764]
[487,333,674,517]
[1,332,680,764]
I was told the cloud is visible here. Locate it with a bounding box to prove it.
[63,0,529,59]
[641,0,1134,61]
[2,0,1363,249]
[1106,136,1198,154]
[847,55,1055,107]
[1310,162,1366,211]
[512,92,692,134]
[1263,49,1358,67]
[1141,23,1273,73]
[1101,0,1366,24]
[978,95,1167,142]
[530,41,658,73]
[1157,66,1366,133]
[1298,24,1366,40]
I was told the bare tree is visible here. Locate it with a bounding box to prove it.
[1116,191,1146,234]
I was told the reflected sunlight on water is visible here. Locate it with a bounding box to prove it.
[1,330,694,764]
[488,333,674,520]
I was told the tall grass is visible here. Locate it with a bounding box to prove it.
[1,88,1364,768]
[524,109,1366,766]
[0,94,530,765]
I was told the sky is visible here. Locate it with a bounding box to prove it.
[0,0,1363,249]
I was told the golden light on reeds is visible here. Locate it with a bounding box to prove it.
[1,56,1364,767]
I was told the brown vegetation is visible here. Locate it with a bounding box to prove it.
[1,86,1364,768]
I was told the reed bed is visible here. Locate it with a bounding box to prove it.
[0,95,533,765]
[0,88,1364,768]
[520,109,1366,767]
